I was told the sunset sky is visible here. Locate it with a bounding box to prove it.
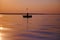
[0,0,60,13]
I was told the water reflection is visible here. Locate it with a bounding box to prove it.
[0,15,60,40]
[0,15,3,17]
[0,25,13,40]
[0,27,11,31]
[0,33,2,40]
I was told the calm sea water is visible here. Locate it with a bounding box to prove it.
[0,15,60,40]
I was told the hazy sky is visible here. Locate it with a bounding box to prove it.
[0,0,60,13]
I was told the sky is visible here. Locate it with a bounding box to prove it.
[0,0,60,13]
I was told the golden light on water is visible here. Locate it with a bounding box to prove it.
[0,33,6,40]
[0,27,6,30]
[0,25,11,30]
[0,25,11,40]
[0,33,2,40]
[0,27,11,30]
[0,15,3,17]
[0,25,5,40]
[0,27,4,30]
[0,33,4,40]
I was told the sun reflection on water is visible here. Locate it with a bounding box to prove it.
[0,25,12,40]
[0,25,11,31]
[0,33,5,40]
[0,33,2,40]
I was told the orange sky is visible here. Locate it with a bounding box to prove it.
[0,0,60,13]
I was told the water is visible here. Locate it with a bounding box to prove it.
[0,15,60,40]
